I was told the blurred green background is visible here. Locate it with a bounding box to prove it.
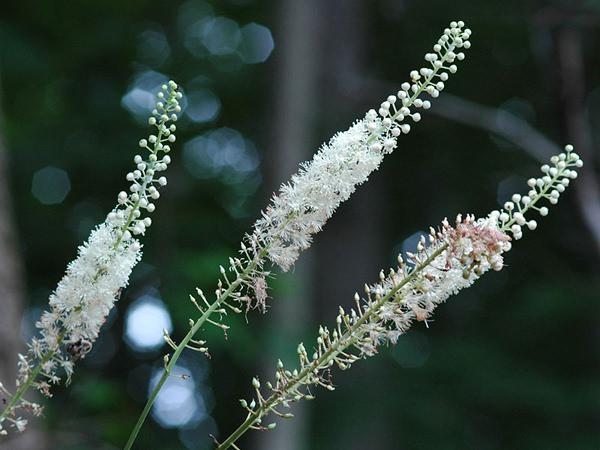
[0,0,598,449]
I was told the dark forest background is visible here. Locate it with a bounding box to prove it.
[0,0,599,449]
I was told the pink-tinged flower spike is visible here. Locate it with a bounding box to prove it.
[0,81,182,436]
[216,145,580,450]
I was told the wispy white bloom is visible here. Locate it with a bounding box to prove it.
[255,21,471,271]
[175,20,473,340]
[218,145,581,450]
[0,80,182,435]
[182,21,472,323]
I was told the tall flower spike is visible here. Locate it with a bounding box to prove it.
[0,80,182,436]
[215,145,581,450]
[256,20,471,271]
[124,21,472,450]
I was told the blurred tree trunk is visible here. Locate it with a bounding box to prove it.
[256,1,389,448]
[555,23,600,257]
[253,1,321,449]
[0,78,47,449]
[314,1,389,449]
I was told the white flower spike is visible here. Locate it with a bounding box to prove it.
[256,20,471,271]
[0,81,182,435]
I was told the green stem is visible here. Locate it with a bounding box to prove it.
[123,248,268,450]
[0,353,51,424]
[216,244,448,450]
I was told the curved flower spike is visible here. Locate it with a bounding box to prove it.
[219,145,581,450]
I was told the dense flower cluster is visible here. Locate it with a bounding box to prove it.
[0,81,182,435]
[255,20,471,271]
[216,145,581,450]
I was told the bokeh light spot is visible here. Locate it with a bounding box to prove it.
[183,128,260,182]
[186,89,221,123]
[201,17,241,56]
[31,166,71,205]
[121,71,187,122]
[124,294,172,352]
[398,230,426,264]
[391,331,431,368]
[150,365,207,428]
[137,29,171,67]
[238,23,274,64]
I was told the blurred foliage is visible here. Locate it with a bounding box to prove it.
[1,0,599,449]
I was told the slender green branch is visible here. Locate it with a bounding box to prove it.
[0,352,51,424]
[123,248,268,450]
[216,244,448,450]
[215,146,582,450]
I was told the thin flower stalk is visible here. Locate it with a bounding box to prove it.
[124,21,472,449]
[216,145,582,450]
[0,81,182,436]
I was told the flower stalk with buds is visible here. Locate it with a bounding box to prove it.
[215,145,582,450]
[123,21,472,449]
[0,81,182,436]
